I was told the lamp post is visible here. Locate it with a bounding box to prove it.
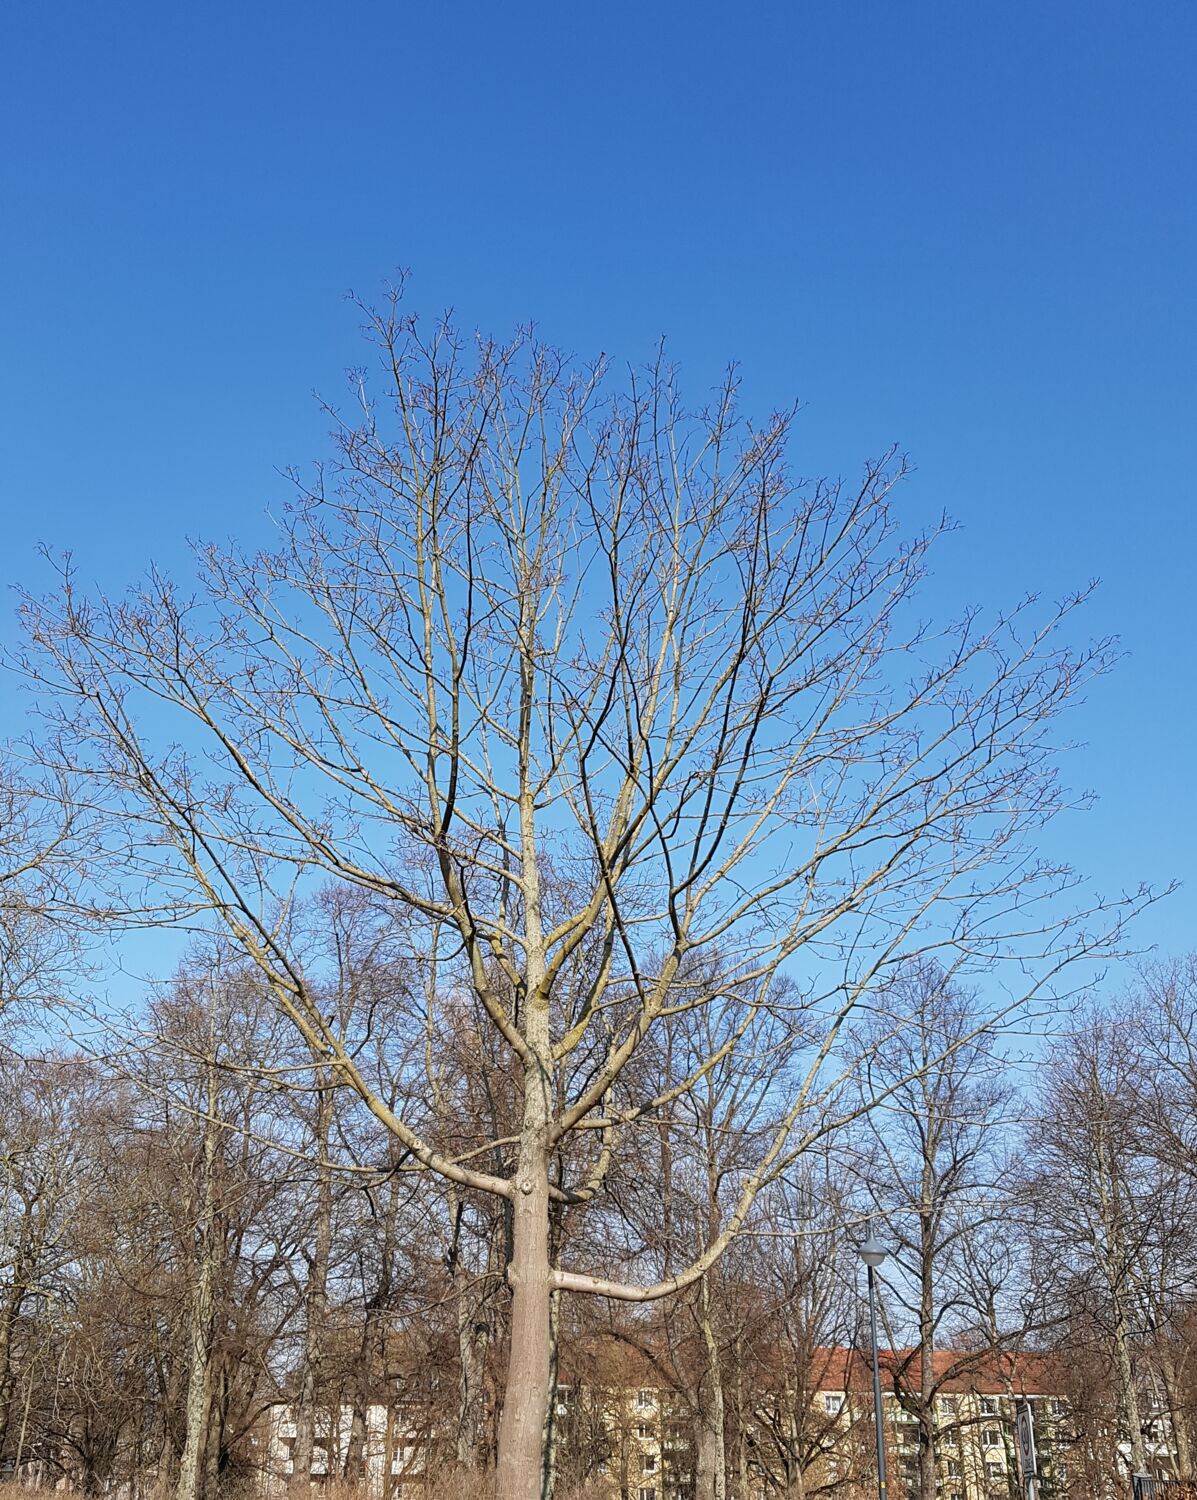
[859,1236,888,1500]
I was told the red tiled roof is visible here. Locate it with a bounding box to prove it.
[811,1346,1054,1397]
[559,1338,1056,1398]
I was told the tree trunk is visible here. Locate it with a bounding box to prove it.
[0,1201,40,1461]
[1112,1300,1147,1474]
[175,1068,220,1500]
[293,1071,334,1491]
[695,1278,727,1500]
[13,1342,36,1474]
[541,1287,562,1500]
[0,1287,26,1460]
[455,1243,491,1466]
[174,1234,216,1500]
[348,1163,398,1480]
[788,1440,806,1500]
[495,1126,552,1500]
[495,774,553,1500]
[1160,1355,1193,1480]
[695,1383,727,1500]
[344,1403,366,1483]
[918,1173,937,1500]
[918,1410,936,1500]
[202,1373,225,1500]
[734,1344,750,1500]
[155,1345,186,1500]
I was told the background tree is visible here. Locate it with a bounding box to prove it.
[0,1057,109,1469]
[1136,957,1197,1478]
[852,964,1038,1500]
[1024,1011,1183,1478]
[731,1166,870,1500]
[0,759,86,1031]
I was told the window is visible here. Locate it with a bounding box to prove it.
[643,1456,657,1474]
[983,1430,1002,1449]
[640,1489,657,1500]
[824,1393,844,1415]
[638,1390,653,1409]
[981,1397,999,1416]
[951,1492,963,1500]
[1051,1399,1068,1418]
[986,1465,1004,1481]
[940,1396,959,1415]
[637,1424,653,1439]
[947,1462,962,1478]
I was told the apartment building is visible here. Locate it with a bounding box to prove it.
[803,1348,1065,1500]
[262,1404,431,1494]
[256,1345,1132,1500]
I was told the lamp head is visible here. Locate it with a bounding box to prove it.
[859,1236,886,1269]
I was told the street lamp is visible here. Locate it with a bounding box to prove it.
[858,1236,888,1500]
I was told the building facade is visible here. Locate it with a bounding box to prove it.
[259,1347,1168,1500]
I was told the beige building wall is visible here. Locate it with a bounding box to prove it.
[258,1384,1076,1500]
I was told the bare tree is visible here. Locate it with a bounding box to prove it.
[123,954,310,1500]
[20,293,1141,1500]
[624,980,808,1500]
[733,1167,871,1500]
[1023,1010,1187,1478]
[0,1057,109,1465]
[0,760,84,1031]
[1139,957,1197,1191]
[851,964,1038,1500]
[1112,959,1197,1477]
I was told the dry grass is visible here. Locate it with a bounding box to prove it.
[0,1472,614,1500]
[552,1483,612,1500]
[294,1474,613,1500]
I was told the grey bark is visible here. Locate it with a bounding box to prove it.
[1159,1355,1192,1480]
[456,1267,491,1466]
[175,1059,221,1500]
[694,1276,727,1500]
[494,778,554,1500]
[1112,1301,1147,1474]
[292,1069,334,1490]
[541,1286,561,1500]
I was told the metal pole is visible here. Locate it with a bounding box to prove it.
[868,1262,887,1500]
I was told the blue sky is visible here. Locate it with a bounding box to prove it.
[1,1,1193,966]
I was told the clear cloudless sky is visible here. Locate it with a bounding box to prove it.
[1,1,1194,974]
